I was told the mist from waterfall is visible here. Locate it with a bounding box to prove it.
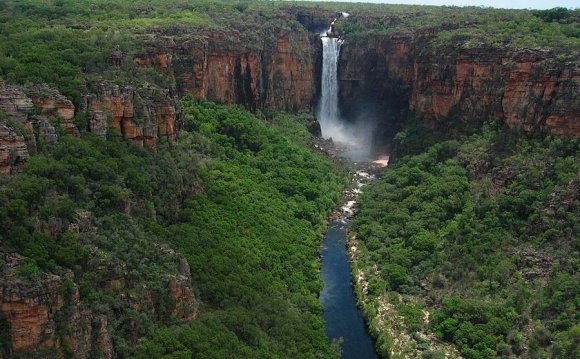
[318,36,343,140]
[317,28,375,162]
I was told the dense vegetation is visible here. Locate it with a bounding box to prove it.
[333,5,579,58]
[2,0,578,107]
[0,0,306,105]
[0,99,345,358]
[353,122,579,359]
[131,100,345,358]
[1,1,578,358]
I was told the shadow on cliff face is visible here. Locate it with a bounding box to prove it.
[337,90,408,161]
[313,80,405,162]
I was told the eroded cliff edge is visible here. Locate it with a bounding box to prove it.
[339,30,579,138]
[0,5,578,358]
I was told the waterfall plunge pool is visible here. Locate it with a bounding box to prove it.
[317,14,383,358]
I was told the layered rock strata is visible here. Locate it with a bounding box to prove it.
[339,34,579,136]
[133,27,321,112]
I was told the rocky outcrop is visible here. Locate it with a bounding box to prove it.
[0,82,80,173]
[27,84,79,137]
[134,27,321,112]
[0,79,182,171]
[0,254,113,359]
[0,82,34,174]
[167,259,197,321]
[0,124,29,175]
[501,51,579,136]
[0,250,197,358]
[338,33,580,137]
[0,81,34,122]
[83,81,181,150]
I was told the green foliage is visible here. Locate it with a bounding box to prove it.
[354,124,579,358]
[533,7,579,23]
[0,0,314,104]
[0,99,344,357]
[332,5,579,56]
[2,1,577,108]
[132,98,344,358]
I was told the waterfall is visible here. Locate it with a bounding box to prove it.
[317,17,375,162]
[318,35,343,140]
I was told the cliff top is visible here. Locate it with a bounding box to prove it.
[1,0,577,104]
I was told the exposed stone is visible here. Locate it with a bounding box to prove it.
[0,83,85,173]
[84,81,181,149]
[134,28,320,112]
[36,119,59,146]
[0,82,33,122]
[27,84,79,137]
[0,253,113,359]
[108,48,124,67]
[0,248,196,358]
[339,33,580,137]
[167,273,197,321]
[0,124,29,175]
[304,113,322,137]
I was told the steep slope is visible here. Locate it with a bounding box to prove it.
[337,17,579,138]
[0,2,578,358]
[352,123,579,359]
[0,100,345,358]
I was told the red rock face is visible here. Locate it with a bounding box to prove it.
[502,52,580,136]
[339,35,579,136]
[84,81,181,150]
[263,31,317,111]
[0,251,197,358]
[0,254,113,359]
[0,81,34,121]
[0,82,33,174]
[27,84,79,137]
[0,125,29,175]
[134,28,319,112]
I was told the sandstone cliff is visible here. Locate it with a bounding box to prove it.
[83,81,181,150]
[133,26,321,112]
[0,251,197,359]
[0,254,112,359]
[0,82,79,174]
[27,84,79,138]
[338,32,579,137]
[0,81,34,174]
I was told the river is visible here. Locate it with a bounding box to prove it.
[320,217,378,359]
[317,14,383,358]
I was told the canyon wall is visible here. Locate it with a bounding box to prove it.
[339,33,579,136]
[134,27,321,112]
[0,251,197,359]
[83,81,181,150]
[1,13,578,175]
[0,8,578,359]
[0,254,113,359]
[0,25,322,174]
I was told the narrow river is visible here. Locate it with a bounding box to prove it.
[320,218,378,359]
[316,12,384,358]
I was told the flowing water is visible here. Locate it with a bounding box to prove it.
[318,23,380,359]
[318,35,344,142]
[317,29,374,161]
[320,219,378,359]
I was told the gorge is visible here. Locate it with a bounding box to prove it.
[0,2,578,359]
[317,16,381,358]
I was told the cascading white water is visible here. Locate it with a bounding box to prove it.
[318,26,372,161]
[318,35,344,140]
[318,14,388,163]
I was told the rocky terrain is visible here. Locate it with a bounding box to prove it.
[338,31,579,137]
[0,3,578,358]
